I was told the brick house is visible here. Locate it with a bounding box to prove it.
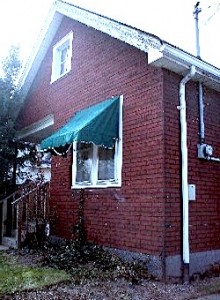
[16,0,220,281]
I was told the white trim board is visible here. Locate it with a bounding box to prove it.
[16,114,54,140]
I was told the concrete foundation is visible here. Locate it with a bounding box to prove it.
[108,248,220,281]
[166,249,220,280]
[105,247,164,279]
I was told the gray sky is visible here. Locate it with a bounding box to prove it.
[0,0,219,68]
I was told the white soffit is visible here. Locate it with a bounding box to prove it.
[148,46,220,92]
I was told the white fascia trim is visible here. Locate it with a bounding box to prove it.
[18,3,63,96]
[18,1,161,99]
[16,114,54,140]
[148,45,220,92]
[164,44,220,78]
[56,2,161,53]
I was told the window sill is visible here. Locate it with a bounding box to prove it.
[71,182,121,189]
[50,69,71,84]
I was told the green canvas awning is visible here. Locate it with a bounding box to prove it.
[40,96,120,150]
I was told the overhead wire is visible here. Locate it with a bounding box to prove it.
[203,0,220,25]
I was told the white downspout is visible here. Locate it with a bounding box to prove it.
[179,66,196,282]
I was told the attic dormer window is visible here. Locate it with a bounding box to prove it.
[51,31,73,83]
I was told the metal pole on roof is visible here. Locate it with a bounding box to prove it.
[193,2,202,58]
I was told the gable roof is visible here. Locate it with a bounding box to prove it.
[18,0,220,97]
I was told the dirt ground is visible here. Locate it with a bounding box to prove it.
[1,250,220,300]
[2,276,220,300]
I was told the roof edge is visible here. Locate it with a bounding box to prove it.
[18,0,163,98]
[56,0,163,51]
[18,0,220,98]
[18,2,63,94]
[148,45,220,92]
[16,114,54,140]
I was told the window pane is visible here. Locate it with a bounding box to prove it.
[60,48,68,75]
[98,146,115,181]
[60,62,66,75]
[61,48,68,62]
[76,143,93,183]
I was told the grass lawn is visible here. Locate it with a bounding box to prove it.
[0,252,71,295]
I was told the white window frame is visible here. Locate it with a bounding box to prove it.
[72,95,123,189]
[51,31,73,83]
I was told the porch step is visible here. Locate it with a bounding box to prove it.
[2,237,17,248]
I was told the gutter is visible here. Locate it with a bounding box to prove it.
[163,44,220,79]
[148,44,220,161]
[148,45,220,93]
[178,66,196,283]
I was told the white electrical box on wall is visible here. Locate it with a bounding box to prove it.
[188,184,196,201]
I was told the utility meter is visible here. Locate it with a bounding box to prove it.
[197,143,213,159]
[204,144,213,156]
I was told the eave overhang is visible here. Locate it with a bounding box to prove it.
[18,0,161,98]
[18,3,63,97]
[148,45,220,92]
[16,114,54,143]
[55,0,161,52]
[18,0,220,98]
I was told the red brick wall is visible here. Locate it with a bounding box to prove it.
[18,16,220,262]
[18,17,166,256]
[163,69,220,256]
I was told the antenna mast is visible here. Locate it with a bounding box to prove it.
[193,2,202,58]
